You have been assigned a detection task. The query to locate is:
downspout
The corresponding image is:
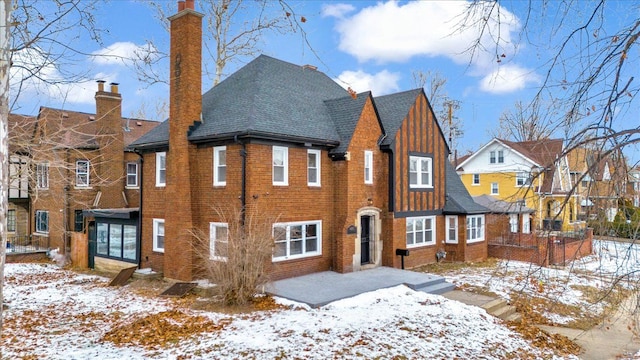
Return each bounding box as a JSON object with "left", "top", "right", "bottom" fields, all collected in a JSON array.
[
  {"left": 235, "top": 135, "right": 247, "bottom": 226},
  {"left": 134, "top": 151, "right": 143, "bottom": 268},
  {"left": 64, "top": 148, "right": 71, "bottom": 253}
]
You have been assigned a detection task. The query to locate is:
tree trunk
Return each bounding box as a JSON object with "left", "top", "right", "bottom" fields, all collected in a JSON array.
[{"left": 0, "top": 0, "right": 12, "bottom": 349}]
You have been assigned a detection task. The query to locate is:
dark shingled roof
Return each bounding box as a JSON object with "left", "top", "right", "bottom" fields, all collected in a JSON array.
[
  {"left": 443, "top": 161, "right": 488, "bottom": 214},
  {"left": 325, "top": 92, "right": 372, "bottom": 155},
  {"left": 193, "top": 55, "right": 347, "bottom": 144},
  {"left": 473, "top": 194, "right": 535, "bottom": 214},
  {"left": 129, "top": 119, "right": 169, "bottom": 150},
  {"left": 374, "top": 89, "right": 422, "bottom": 147}
]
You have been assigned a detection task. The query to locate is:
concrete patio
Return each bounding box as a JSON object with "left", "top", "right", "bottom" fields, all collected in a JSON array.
[{"left": 264, "top": 266, "right": 455, "bottom": 308}]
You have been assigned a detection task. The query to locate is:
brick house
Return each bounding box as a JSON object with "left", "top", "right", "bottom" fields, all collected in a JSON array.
[
  {"left": 456, "top": 138, "right": 583, "bottom": 232},
  {"left": 23, "top": 82, "right": 158, "bottom": 268},
  {"left": 130, "top": 1, "right": 488, "bottom": 281}
]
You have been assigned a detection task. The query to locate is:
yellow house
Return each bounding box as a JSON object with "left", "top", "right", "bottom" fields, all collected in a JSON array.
[{"left": 456, "top": 138, "right": 582, "bottom": 232}]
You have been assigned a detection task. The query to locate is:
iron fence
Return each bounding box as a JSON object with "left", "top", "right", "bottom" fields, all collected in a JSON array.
[{"left": 6, "top": 234, "right": 49, "bottom": 253}]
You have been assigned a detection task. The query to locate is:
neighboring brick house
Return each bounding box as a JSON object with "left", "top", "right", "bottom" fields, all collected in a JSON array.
[
  {"left": 456, "top": 138, "right": 581, "bottom": 232},
  {"left": 567, "top": 146, "right": 627, "bottom": 221},
  {"left": 8, "top": 113, "right": 36, "bottom": 241},
  {"left": 25, "top": 82, "right": 158, "bottom": 268},
  {"left": 130, "top": 0, "right": 488, "bottom": 281}
]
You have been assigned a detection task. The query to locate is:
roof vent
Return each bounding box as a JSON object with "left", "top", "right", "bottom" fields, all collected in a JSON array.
[
  {"left": 88, "top": 116, "right": 95, "bottom": 121},
  {"left": 62, "top": 112, "right": 69, "bottom": 118},
  {"left": 302, "top": 64, "right": 317, "bottom": 71},
  {"left": 136, "top": 121, "right": 142, "bottom": 126}
]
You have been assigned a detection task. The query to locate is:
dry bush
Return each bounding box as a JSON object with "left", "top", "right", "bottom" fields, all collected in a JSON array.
[{"left": 192, "top": 204, "right": 276, "bottom": 306}]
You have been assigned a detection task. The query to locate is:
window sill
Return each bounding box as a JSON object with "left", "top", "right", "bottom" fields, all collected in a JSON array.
[
  {"left": 445, "top": 240, "right": 458, "bottom": 244},
  {"left": 74, "top": 186, "right": 93, "bottom": 190},
  {"left": 125, "top": 186, "right": 140, "bottom": 190},
  {"left": 272, "top": 252, "right": 321, "bottom": 263},
  {"left": 467, "top": 238, "right": 485, "bottom": 244},
  {"left": 156, "top": 184, "right": 166, "bottom": 188},
  {"left": 153, "top": 249, "right": 165, "bottom": 254}
]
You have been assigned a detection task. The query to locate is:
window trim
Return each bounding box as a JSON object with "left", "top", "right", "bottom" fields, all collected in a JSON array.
[
  {"left": 272, "top": 220, "right": 322, "bottom": 262},
  {"left": 406, "top": 216, "right": 436, "bottom": 248},
  {"left": 491, "top": 182, "right": 499, "bottom": 195},
  {"left": 472, "top": 173, "right": 480, "bottom": 186},
  {"left": 497, "top": 150, "right": 504, "bottom": 163},
  {"left": 35, "top": 210, "right": 49, "bottom": 234},
  {"left": 126, "top": 162, "right": 139, "bottom": 188},
  {"left": 152, "top": 218, "right": 165, "bottom": 253},
  {"left": 210, "top": 222, "right": 229, "bottom": 261},
  {"left": 509, "top": 214, "right": 518, "bottom": 233},
  {"left": 156, "top": 152, "right": 166, "bottom": 187},
  {"left": 272, "top": 146, "right": 289, "bottom": 186},
  {"left": 409, "top": 155, "right": 433, "bottom": 189},
  {"left": 515, "top": 172, "right": 531, "bottom": 187},
  {"left": 36, "top": 163, "right": 49, "bottom": 189},
  {"left": 489, "top": 151, "right": 496, "bottom": 164},
  {"left": 364, "top": 150, "right": 373, "bottom": 184},
  {"left": 75, "top": 160, "right": 90, "bottom": 187},
  {"left": 7, "top": 209, "right": 16, "bottom": 233},
  {"left": 307, "top": 149, "right": 321, "bottom": 187},
  {"left": 213, "top": 146, "right": 227, "bottom": 187},
  {"left": 446, "top": 215, "right": 458, "bottom": 244},
  {"left": 522, "top": 213, "right": 531, "bottom": 234},
  {"left": 466, "top": 215, "right": 485, "bottom": 243}
]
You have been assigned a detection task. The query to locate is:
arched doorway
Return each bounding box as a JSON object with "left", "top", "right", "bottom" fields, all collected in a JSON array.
[{"left": 354, "top": 207, "right": 382, "bottom": 271}]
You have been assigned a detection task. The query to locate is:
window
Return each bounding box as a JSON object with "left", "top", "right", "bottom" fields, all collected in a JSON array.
[
  {"left": 153, "top": 219, "right": 165, "bottom": 252},
  {"left": 409, "top": 156, "right": 432, "bottom": 188},
  {"left": 491, "top": 182, "right": 499, "bottom": 195},
  {"left": 472, "top": 174, "right": 480, "bottom": 185},
  {"left": 446, "top": 216, "right": 458, "bottom": 244},
  {"left": 213, "top": 146, "right": 226, "bottom": 186},
  {"left": 210, "top": 222, "right": 229, "bottom": 260},
  {"left": 516, "top": 172, "right": 531, "bottom": 187},
  {"left": 273, "top": 221, "right": 321, "bottom": 261},
  {"left": 364, "top": 150, "right": 373, "bottom": 184},
  {"left": 156, "top": 152, "right": 166, "bottom": 187},
  {"left": 307, "top": 149, "right": 321, "bottom": 187},
  {"left": 490, "top": 150, "right": 504, "bottom": 164},
  {"left": 36, "top": 163, "right": 49, "bottom": 189},
  {"left": 406, "top": 216, "right": 436, "bottom": 247},
  {"left": 466, "top": 215, "right": 485, "bottom": 243},
  {"left": 96, "top": 222, "right": 137, "bottom": 262},
  {"left": 272, "top": 146, "right": 288, "bottom": 186},
  {"left": 35, "top": 210, "right": 49, "bottom": 233},
  {"left": 126, "top": 162, "right": 138, "bottom": 187},
  {"left": 7, "top": 209, "right": 15, "bottom": 232},
  {"left": 74, "top": 210, "right": 84, "bottom": 232},
  {"left": 509, "top": 214, "right": 518, "bottom": 233},
  {"left": 75, "top": 160, "right": 89, "bottom": 187},
  {"left": 522, "top": 214, "right": 531, "bottom": 234}
]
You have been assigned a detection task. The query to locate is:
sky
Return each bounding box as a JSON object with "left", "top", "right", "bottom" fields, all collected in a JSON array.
[{"left": 9, "top": 0, "right": 639, "bottom": 161}]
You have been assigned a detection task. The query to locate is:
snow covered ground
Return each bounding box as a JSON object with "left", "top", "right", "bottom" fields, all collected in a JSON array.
[{"left": 2, "top": 239, "right": 638, "bottom": 359}]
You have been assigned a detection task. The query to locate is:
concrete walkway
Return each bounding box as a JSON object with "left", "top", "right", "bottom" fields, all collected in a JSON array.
[{"left": 538, "top": 295, "right": 640, "bottom": 360}]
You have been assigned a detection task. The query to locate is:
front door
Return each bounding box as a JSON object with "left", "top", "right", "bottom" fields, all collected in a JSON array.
[{"left": 360, "top": 215, "right": 371, "bottom": 264}]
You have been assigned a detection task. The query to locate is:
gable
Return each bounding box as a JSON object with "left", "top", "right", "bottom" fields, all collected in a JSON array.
[{"left": 458, "top": 138, "right": 540, "bottom": 174}]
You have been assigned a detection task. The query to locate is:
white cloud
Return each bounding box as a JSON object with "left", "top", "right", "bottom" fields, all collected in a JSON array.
[
  {"left": 9, "top": 47, "right": 118, "bottom": 108},
  {"left": 333, "top": 1, "right": 520, "bottom": 66},
  {"left": 321, "top": 3, "right": 356, "bottom": 18},
  {"left": 91, "top": 41, "right": 157, "bottom": 66},
  {"left": 335, "top": 69, "right": 400, "bottom": 96},
  {"left": 479, "top": 64, "right": 540, "bottom": 94}
]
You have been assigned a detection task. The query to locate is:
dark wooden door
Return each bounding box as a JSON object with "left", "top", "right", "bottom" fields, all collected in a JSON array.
[{"left": 361, "top": 216, "right": 371, "bottom": 264}]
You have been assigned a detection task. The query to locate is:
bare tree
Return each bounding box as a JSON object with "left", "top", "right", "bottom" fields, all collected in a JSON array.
[
  {"left": 140, "top": 0, "right": 312, "bottom": 87},
  {"left": 412, "top": 70, "right": 464, "bottom": 155},
  {"left": 493, "top": 99, "right": 554, "bottom": 142}
]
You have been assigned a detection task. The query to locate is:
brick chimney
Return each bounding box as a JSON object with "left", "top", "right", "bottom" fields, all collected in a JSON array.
[
  {"left": 164, "top": 0, "right": 203, "bottom": 281},
  {"left": 95, "top": 80, "right": 125, "bottom": 208}
]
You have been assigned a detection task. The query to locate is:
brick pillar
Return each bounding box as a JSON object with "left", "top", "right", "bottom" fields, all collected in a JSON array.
[
  {"left": 95, "top": 80, "right": 125, "bottom": 209},
  {"left": 164, "top": 1, "right": 203, "bottom": 281}
]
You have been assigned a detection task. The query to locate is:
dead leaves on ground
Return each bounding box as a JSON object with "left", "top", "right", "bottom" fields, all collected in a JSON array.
[{"left": 101, "top": 310, "right": 232, "bottom": 350}]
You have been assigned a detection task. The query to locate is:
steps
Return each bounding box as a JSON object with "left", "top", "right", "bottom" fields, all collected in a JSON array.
[
  {"left": 481, "top": 298, "right": 521, "bottom": 322},
  {"left": 411, "top": 277, "right": 456, "bottom": 295}
]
